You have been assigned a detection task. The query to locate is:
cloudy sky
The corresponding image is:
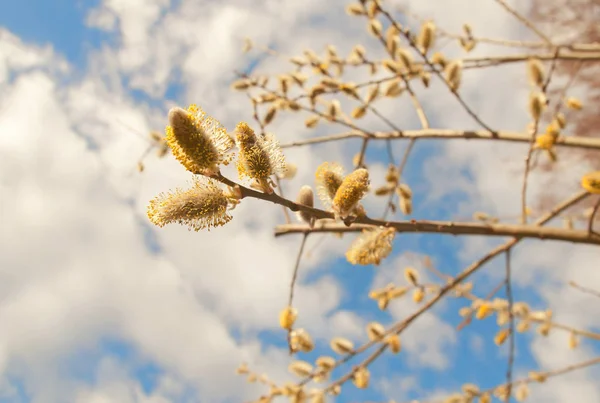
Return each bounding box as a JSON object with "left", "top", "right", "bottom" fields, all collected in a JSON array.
[{"left": 1, "top": 0, "right": 599, "bottom": 402}]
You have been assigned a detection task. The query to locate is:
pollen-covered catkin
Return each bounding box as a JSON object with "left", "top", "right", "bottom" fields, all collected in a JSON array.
[
  {"left": 346, "top": 227, "right": 396, "bottom": 266},
  {"left": 147, "top": 176, "right": 234, "bottom": 231},
  {"left": 235, "top": 122, "right": 286, "bottom": 193},
  {"left": 332, "top": 168, "right": 370, "bottom": 220},
  {"left": 166, "top": 105, "right": 234, "bottom": 175}
]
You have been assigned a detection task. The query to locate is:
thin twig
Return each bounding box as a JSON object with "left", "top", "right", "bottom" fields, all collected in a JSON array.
[
  {"left": 588, "top": 197, "right": 600, "bottom": 235},
  {"left": 569, "top": 280, "right": 600, "bottom": 299},
  {"left": 494, "top": 0, "right": 554, "bottom": 45},
  {"left": 521, "top": 47, "right": 561, "bottom": 224},
  {"left": 382, "top": 138, "right": 417, "bottom": 219},
  {"left": 505, "top": 249, "right": 515, "bottom": 402},
  {"left": 286, "top": 232, "right": 309, "bottom": 355}
]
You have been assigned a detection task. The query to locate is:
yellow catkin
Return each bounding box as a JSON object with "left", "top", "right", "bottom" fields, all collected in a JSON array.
[
  {"left": 444, "top": 60, "right": 462, "bottom": 91},
  {"left": 147, "top": 177, "right": 233, "bottom": 231},
  {"left": 332, "top": 169, "right": 370, "bottom": 220},
  {"left": 494, "top": 328, "right": 510, "bottom": 345},
  {"left": 368, "top": 19, "right": 383, "bottom": 36},
  {"left": 366, "top": 322, "right": 386, "bottom": 341},
  {"left": 581, "top": 171, "right": 600, "bottom": 194},
  {"left": 417, "top": 21, "right": 436, "bottom": 53},
  {"left": 235, "top": 123, "right": 286, "bottom": 193},
  {"left": 569, "top": 331, "right": 579, "bottom": 349},
  {"left": 279, "top": 306, "right": 298, "bottom": 330},
  {"left": 352, "top": 367, "right": 370, "bottom": 389},
  {"left": 399, "top": 197, "right": 412, "bottom": 215},
  {"left": 305, "top": 116, "right": 320, "bottom": 128},
  {"left": 290, "top": 328, "right": 314, "bottom": 353},
  {"left": 397, "top": 48, "right": 414, "bottom": 71},
  {"left": 315, "top": 162, "right": 345, "bottom": 210},
  {"left": 528, "top": 371, "right": 547, "bottom": 383},
  {"left": 330, "top": 337, "right": 354, "bottom": 355},
  {"left": 346, "top": 3, "right": 364, "bottom": 16},
  {"left": 404, "top": 267, "right": 419, "bottom": 285},
  {"left": 515, "top": 383, "right": 529, "bottom": 402},
  {"left": 475, "top": 303, "right": 492, "bottom": 320},
  {"left": 412, "top": 288, "right": 424, "bottom": 303},
  {"left": 315, "top": 356, "right": 336, "bottom": 371},
  {"left": 528, "top": 93, "right": 546, "bottom": 121},
  {"left": 166, "top": 106, "right": 234, "bottom": 175},
  {"left": 386, "top": 334, "right": 401, "bottom": 353},
  {"left": 535, "top": 133, "right": 555, "bottom": 150},
  {"left": 288, "top": 360, "right": 313, "bottom": 377},
  {"left": 351, "top": 105, "right": 368, "bottom": 119},
  {"left": 346, "top": 227, "right": 396, "bottom": 266},
  {"left": 527, "top": 58, "right": 545, "bottom": 87},
  {"left": 566, "top": 97, "right": 583, "bottom": 110}
]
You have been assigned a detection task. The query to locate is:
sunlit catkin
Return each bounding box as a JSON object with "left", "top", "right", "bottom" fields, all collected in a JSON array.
[
  {"left": 397, "top": 48, "right": 414, "bottom": 72},
  {"left": 475, "top": 302, "right": 492, "bottom": 320},
  {"left": 290, "top": 328, "right": 314, "bottom": 353},
  {"left": 296, "top": 185, "right": 315, "bottom": 227},
  {"left": 147, "top": 176, "right": 235, "bottom": 231},
  {"left": 332, "top": 168, "right": 370, "bottom": 220},
  {"left": 581, "top": 171, "right": 600, "bottom": 194},
  {"left": 412, "top": 287, "right": 424, "bottom": 303},
  {"left": 386, "top": 334, "right": 401, "bottom": 353},
  {"left": 235, "top": 122, "right": 286, "bottom": 194},
  {"left": 166, "top": 105, "right": 234, "bottom": 175},
  {"left": 494, "top": 328, "right": 510, "bottom": 345},
  {"left": 330, "top": 337, "right": 354, "bottom": 355},
  {"left": 352, "top": 367, "right": 370, "bottom": 389},
  {"left": 528, "top": 93, "right": 546, "bottom": 121},
  {"left": 346, "top": 227, "right": 396, "bottom": 266},
  {"left": 417, "top": 21, "right": 436, "bottom": 54},
  {"left": 515, "top": 383, "right": 529, "bottom": 402},
  {"left": 279, "top": 306, "right": 298, "bottom": 330},
  {"left": 444, "top": 60, "right": 463, "bottom": 91},
  {"left": 566, "top": 97, "right": 583, "bottom": 110},
  {"left": 289, "top": 360, "right": 313, "bottom": 378},
  {"left": 366, "top": 322, "right": 386, "bottom": 341},
  {"left": 404, "top": 267, "right": 419, "bottom": 285},
  {"left": 527, "top": 58, "right": 545, "bottom": 87},
  {"left": 315, "top": 162, "right": 345, "bottom": 209}
]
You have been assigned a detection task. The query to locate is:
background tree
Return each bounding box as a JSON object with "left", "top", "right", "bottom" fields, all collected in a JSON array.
[{"left": 143, "top": 1, "right": 600, "bottom": 402}]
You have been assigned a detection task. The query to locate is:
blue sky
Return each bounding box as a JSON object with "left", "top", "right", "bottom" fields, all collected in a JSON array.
[{"left": 1, "top": 0, "right": 599, "bottom": 402}]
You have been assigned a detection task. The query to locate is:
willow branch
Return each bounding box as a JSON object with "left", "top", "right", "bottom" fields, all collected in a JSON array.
[
  {"left": 279, "top": 129, "right": 600, "bottom": 150},
  {"left": 569, "top": 281, "right": 600, "bottom": 299},
  {"left": 286, "top": 232, "right": 308, "bottom": 355},
  {"left": 588, "top": 197, "right": 600, "bottom": 235},
  {"left": 285, "top": 191, "right": 589, "bottom": 392},
  {"left": 274, "top": 220, "right": 600, "bottom": 245},
  {"left": 505, "top": 249, "right": 515, "bottom": 402},
  {"left": 521, "top": 48, "right": 560, "bottom": 224}
]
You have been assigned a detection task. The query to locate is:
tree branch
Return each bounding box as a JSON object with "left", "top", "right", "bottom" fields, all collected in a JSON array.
[
  {"left": 274, "top": 220, "right": 600, "bottom": 245},
  {"left": 279, "top": 129, "right": 600, "bottom": 150}
]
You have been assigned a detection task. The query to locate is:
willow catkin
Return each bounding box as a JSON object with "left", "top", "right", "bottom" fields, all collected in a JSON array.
[
  {"left": 444, "top": 60, "right": 463, "bottom": 91},
  {"left": 528, "top": 92, "right": 546, "bottom": 121},
  {"left": 296, "top": 185, "right": 315, "bottom": 227},
  {"left": 417, "top": 21, "right": 436, "bottom": 53},
  {"left": 527, "top": 58, "right": 545, "bottom": 87},
  {"left": 332, "top": 168, "right": 370, "bottom": 220}
]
